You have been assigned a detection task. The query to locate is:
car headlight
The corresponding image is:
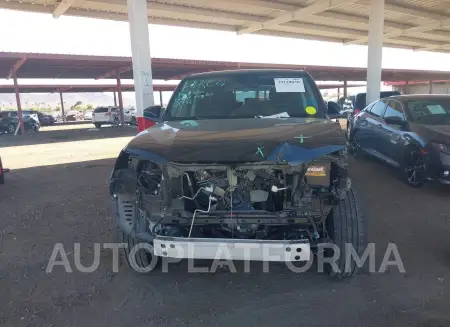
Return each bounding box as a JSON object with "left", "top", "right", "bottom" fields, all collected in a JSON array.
[{"left": 432, "top": 142, "right": 450, "bottom": 154}]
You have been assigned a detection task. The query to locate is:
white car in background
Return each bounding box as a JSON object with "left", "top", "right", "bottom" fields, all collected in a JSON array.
[
  {"left": 83, "top": 110, "right": 93, "bottom": 120},
  {"left": 92, "top": 106, "right": 136, "bottom": 128}
]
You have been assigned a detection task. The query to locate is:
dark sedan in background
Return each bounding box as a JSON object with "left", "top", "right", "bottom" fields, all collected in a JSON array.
[
  {"left": 346, "top": 91, "right": 401, "bottom": 138},
  {"left": 348, "top": 95, "right": 450, "bottom": 187},
  {"left": 37, "top": 112, "right": 56, "bottom": 126},
  {"left": 0, "top": 111, "right": 40, "bottom": 134}
]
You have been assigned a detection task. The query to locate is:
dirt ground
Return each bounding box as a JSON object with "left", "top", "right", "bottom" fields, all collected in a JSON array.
[{"left": 1, "top": 126, "right": 450, "bottom": 327}]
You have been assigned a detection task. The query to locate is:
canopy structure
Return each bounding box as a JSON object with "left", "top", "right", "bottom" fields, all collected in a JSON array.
[
  {"left": 1, "top": 51, "right": 450, "bottom": 82},
  {"left": 2, "top": 0, "right": 450, "bottom": 131},
  {"left": 2, "top": 0, "right": 450, "bottom": 52},
  {"left": 0, "top": 83, "right": 177, "bottom": 93},
  {"left": 0, "top": 82, "right": 363, "bottom": 94}
]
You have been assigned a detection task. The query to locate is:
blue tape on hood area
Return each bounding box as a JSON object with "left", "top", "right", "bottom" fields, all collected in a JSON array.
[{"left": 267, "top": 143, "right": 346, "bottom": 166}]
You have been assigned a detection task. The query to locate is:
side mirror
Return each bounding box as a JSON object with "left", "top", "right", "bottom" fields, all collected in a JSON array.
[
  {"left": 143, "top": 105, "right": 163, "bottom": 122},
  {"left": 327, "top": 101, "right": 343, "bottom": 119},
  {"left": 385, "top": 116, "right": 407, "bottom": 127}
]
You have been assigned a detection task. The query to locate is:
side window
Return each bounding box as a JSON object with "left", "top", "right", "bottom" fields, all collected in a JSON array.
[
  {"left": 369, "top": 101, "right": 387, "bottom": 117},
  {"left": 384, "top": 100, "right": 405, "bottom": 120},
  {"left": 363, "top": 102, "right": 375, "bottom": 112}
]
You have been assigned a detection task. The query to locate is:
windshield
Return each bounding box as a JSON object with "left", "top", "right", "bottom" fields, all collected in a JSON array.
[
  {"left": 407, "top": 100, "right": 450, "bottom": 125},
  {"left": 166, "top": 73, "right": 323, "bottom": 120},
  {"left": 94, "top": 107, "right": 109, "bottom": 113}
]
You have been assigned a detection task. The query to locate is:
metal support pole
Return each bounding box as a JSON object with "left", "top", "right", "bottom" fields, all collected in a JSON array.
[
  {"left": 59, "top": 91, "right": 65, "bottom": 122},
  {"left": 127, "top": 0, "right": 154, "bottom": 131},
  {"left": 116, "top": 69, "right": 124, "bottom": 124},
  {"left": 405, "top": 81, "right": 409, "bottom": 95},
  {"left": 159, "top": 90, "right": 163, "bottom": 106},
  {"left": 366, "top": 0, "right": 384, "bottom": 105},
  {"left": 113, "top": 91, "right": 117, "bottom": 107},
  {"left": 429, "top": 81, "right": 433, "bottom": 94},
  {"left": 343, "top": 80, "right": 348, "bottom": 99},
  {"left": 337, "top": 87, "right": 340, "bottom": 99},
  {"left": 12, "top": 72, "right": 24, "bottom": 135}
]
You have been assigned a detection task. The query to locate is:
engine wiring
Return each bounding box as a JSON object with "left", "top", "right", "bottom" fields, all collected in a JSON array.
[{"left": 188, "top": 195, "right": 215, "bottom": 238}]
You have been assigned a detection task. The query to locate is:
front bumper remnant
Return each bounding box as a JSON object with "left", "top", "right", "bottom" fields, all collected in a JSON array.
[{"left": 153, "top": 236, "right": 311, "bottom": 262}]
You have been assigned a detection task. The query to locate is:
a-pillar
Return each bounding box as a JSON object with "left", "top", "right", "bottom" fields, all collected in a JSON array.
[
  {"left": 127, "top": 0, "right": 154, "bottom": 132},
  {"left": 12, "top": 72, "right": 24, "bottom": 134},
  {"left": 366, "top": 0, "right": 385, "bottom": 105},
  {"left": 59, "top": 91, "right": 66, "bottom": 122},
  {"left": 116, "top": 69, "right": 124, "bottom": 124}
]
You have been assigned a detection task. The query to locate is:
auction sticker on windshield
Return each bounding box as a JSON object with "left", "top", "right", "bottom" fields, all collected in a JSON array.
[
  {"left": 427, "top": 104, "right": 446, "bottom": 114},
  {"left": 274, "top": 78, "right": 305, "bottom": 93}
]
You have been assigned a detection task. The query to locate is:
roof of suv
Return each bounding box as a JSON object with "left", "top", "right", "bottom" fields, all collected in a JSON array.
[{"left": 188, "top": 69, "right": 309, "bottom": 79}]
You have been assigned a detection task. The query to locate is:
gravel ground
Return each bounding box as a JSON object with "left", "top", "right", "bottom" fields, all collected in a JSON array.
[{"left": 1, "top": 128, "right": 450, "bottom": 327}]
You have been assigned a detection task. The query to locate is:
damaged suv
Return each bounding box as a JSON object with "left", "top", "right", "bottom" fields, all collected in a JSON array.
[{"left": 109, "top": 70, "right": 365, "bottom": 277}]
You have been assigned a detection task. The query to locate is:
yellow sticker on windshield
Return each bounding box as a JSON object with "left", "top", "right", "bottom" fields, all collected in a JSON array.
[{"left": 305, "top": 106, "right": 317, "bottom": 115}]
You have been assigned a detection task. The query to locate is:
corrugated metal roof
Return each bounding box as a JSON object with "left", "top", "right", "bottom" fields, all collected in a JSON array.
[
  {"left": 2, "top": 0, "right": 450, "bottom": 52},
  {"left": 2, "top": 51, "right": 450, "bottom": 82}
]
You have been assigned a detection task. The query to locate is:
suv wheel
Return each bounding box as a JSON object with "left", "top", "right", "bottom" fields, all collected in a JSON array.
[
  {"left": 94, "top": 123, "right": 102, "bottom": 129},
  {"left": 114, "top": 177, "right": 161, "bottom": 273},
  {"left": 130, "top": 116, "right": 137, "bottom": 126},
  {"left": 324, "top": 188, "right": 366, "bottom": 278}
]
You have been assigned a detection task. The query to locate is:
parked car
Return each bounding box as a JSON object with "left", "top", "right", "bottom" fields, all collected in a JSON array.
[
  {"left": 348, "top": 94, "right": 450, "bottom": 187},
  {"left": 22, "top": 110, "right": 40, "bottom": 125},
  {"left": 36, "top": 112, "right": 56, "bottom": 126},
  {"left": 346, "top": 91, "right": 401, "bottom": 138},
  {"left": 83, "top": 110, "right": 93, "bottom": 121},
  {"left": 0, "top": 111, "right": 40, "bottom": 133},
  {"left": 65, "top": 110, "right": 84, "bottom": 121},
  {"left": 109, "top": 69, "right": 365, "bottom": 277},
  {"left": 92, "top": 106, "right": 136, "bottom": 128}
]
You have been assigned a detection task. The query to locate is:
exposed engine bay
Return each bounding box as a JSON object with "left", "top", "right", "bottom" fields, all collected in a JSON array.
[{"left": 112, "top": 152, "right": 350, "bottom": 245}]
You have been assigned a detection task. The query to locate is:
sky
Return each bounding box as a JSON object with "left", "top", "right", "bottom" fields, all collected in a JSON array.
[{"left": 1, "top": 8, "right": 450, "bottom": 104}]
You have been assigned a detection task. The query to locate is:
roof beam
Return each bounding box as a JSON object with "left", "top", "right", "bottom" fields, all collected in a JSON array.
[
  {"left": 357, "top": 0, "right": 450, "bottom": 21},
  {"left": 219, "top": 0, "right": 450, "bottom": 39},
  {"left": 53, "top": 0, "right": 77, "bottom": 18},
  {"left": 56, "top": 86, "right": 73, "bottom": 92},
  {"left": 7, "top": 57, "right": 27, "bottom": 79},
  {"left": 237, "top": 0, "right": 357, "bottom": 35},
  {"left": 415, "top": 42, "right": 450, "bottom": 52},
  {"left": 346, "top": 19, "right": 450, "bottom": 45},
  {"left": 96, "top": 65, "right": 132, "bottom": 79}
]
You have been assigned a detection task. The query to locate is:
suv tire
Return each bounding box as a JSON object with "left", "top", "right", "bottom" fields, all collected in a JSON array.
[
  {"left": 94, "top": 123, "right": 102, "bottom": 129},
  {"left": 324, "top": 188, "right": 366, "bottom": 278},
  {"left": 0, "top": 157, "right": 4, "bottom": 185}
]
